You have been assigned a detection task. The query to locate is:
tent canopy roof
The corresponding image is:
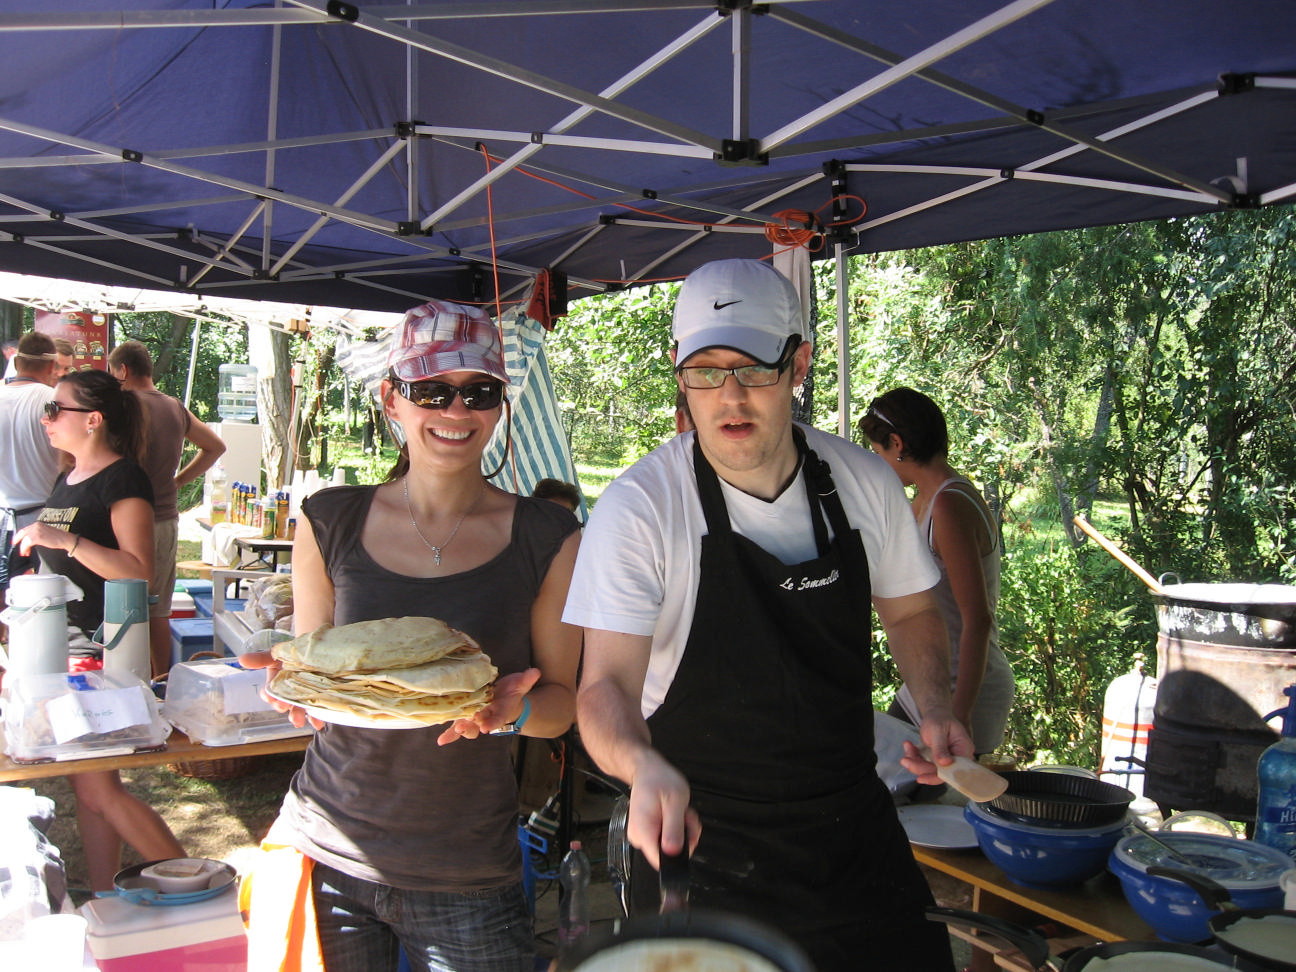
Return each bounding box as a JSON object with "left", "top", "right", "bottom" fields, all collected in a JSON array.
[{"left": 1, "top": 1, "right": 1293, "bottom": 313}]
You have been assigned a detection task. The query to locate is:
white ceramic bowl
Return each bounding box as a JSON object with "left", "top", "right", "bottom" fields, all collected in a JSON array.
[{"left": 139, "top": 858, "right": 217, "bottom": 894}]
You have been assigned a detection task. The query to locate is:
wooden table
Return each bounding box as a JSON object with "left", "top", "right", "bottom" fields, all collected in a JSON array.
[
  {"left": 0, "top": 726, "right": 310, "bottom": 783},
  {"left": 914, "top": 844, "right": 1156, "bottom": 969}
]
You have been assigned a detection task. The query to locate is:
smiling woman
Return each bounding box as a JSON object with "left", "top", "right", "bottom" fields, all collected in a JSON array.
[{"left": 237, "top": 298, "right": 583, "bottom": 972}]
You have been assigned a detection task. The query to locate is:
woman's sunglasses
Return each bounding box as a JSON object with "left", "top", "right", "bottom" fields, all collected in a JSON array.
[
  {"left": 390, "top": 374, "right": 505, "bottom": 411},
  {"left": 43, "top": 401, "right": 95, "bottom": 421}
]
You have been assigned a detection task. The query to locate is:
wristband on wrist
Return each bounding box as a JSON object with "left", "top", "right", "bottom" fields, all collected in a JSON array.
[
  {"left": 68, "top": 535, "right": 80, "bottom": 558},
  {"left": 490, "top": 697, "right": 531, "bottom": 735}
]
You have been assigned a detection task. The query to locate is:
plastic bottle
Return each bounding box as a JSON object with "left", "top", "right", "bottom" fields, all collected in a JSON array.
[
  {"left": 209, "top": 465, "right": 228, "bottom": 524},
  {"left": 261, "top": 496, "right": 277, "bottom": 539},
  {"left": 557, "top": 840, "right": 591, "bottom": 950},
  {"left": 1255, "top": 683, "right": 1296, "bottom": 862},
  {"left": 275, "top": 491, "right": 289, "bottom": 539}
]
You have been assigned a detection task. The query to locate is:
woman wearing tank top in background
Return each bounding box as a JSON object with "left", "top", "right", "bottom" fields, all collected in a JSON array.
[
  {"left": 14, "top": 370, "right": 187, "bottom": 890},
  {"left": 242, "top": 301, "right": 581, "bottom": 972},
  {"left": 859, "top": 388, "right": 1015, "bottom": 756}
]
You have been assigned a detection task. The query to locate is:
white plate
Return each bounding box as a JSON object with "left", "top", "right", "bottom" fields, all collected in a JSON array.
[
  {"left": 897, "top": 803, "right": 978, "bottom": 849},
  {"left": 264, "top": 685, "right": 429, "bottom": 730}
]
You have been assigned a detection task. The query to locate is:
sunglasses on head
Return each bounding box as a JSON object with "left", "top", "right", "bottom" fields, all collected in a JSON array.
[
  {"left": 390, "top": 373, "right": 506, "bottom": 411},
  {"left": 44, "top": 401, "right": 95, "bottom": 421}
]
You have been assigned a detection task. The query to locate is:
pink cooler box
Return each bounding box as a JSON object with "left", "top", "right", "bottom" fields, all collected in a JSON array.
[{"left": 81, "top": 888, "right": 246, "bottom": 971}]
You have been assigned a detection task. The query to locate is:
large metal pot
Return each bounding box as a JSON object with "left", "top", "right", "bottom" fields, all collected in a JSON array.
[{"left": 1155, "top": 579, "right": 1296, "bottom": 648}]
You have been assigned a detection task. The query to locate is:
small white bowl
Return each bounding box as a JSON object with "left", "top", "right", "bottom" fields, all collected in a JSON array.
[{"left": 140, "top": 858, "right": 215, "bottom": 894}]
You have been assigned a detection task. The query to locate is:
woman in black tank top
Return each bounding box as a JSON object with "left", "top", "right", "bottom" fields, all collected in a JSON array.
[{"left": 243, "top": 301, "right": 581, "bottom": 972}]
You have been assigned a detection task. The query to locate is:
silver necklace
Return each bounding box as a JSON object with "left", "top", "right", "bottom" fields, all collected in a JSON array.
[{"left": 405, "top": 477, "right": 485, "bottom": 566}]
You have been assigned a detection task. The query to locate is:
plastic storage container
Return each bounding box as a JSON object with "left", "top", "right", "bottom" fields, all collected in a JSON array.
[
  {"left": 81, "top": 887, "right": 246, "bottom": 971},
  {"left": 3, "top": 669, "right": 169, "bottom": 763},
  {"left": 216, "top": 363, "right": 257, "bottom": 422},
  {"left": 162, "top": 658, "right": 307, "bottom": 746},
  {"left": 1256, "top": 683, "right": 1296, "bottom": 861}
]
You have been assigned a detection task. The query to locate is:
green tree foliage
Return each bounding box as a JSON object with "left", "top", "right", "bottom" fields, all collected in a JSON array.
[
  {"left": 546, "top": 283, "right": 679, "bottom": 462},
  {"left": 113, "top": 311, "right": 247, "bottom": 509},
  {"left": 549, "top": 206, "right": 1296, "bottom": 767}
]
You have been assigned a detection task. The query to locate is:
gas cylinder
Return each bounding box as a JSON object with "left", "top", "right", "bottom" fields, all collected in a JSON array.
[{"left": 1099, "top": 655, "right": 1157, "bottom": 798}]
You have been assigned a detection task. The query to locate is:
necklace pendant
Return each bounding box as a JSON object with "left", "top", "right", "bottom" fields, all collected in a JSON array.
[{"left": 433, "top": 548, "right": 442, "bottom": 566}]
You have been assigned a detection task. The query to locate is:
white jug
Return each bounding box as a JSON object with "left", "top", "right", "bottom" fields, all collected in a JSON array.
[{"left": 0, "top": 574, "right": 83, "bottom": 679}]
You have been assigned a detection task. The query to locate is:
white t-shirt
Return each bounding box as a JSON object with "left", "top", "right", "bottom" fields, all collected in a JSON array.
[
  {"left": 564, "top": 424, "right": 939, "bottom": 717},
  {"left": 0, "top": 378, "right": 60, "bottom": 514}
]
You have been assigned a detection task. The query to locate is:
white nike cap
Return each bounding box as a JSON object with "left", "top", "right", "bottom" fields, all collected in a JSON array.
[{"left": 672, "top": 259, "right": 807, "bottom": 366}]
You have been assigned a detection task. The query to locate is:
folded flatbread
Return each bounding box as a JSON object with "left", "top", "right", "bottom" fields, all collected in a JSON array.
[
  {"left": 269, "top": 616, "right": 497, "bottom": 726},
  {"left": 273, "top": 616, "right": 478, "bottom": 675}
]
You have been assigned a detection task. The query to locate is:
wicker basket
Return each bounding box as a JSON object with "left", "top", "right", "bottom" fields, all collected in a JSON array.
[
  {"left": 168, "top": 755, "right": 258, "bottom": 780},
  {"left": 160, "top": 652, "right": 259, "bottom": 780}
]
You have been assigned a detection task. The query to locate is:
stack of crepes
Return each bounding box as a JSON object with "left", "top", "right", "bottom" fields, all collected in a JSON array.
[{"left": 267, "top": 616, "right": 497, "bottom": 726}]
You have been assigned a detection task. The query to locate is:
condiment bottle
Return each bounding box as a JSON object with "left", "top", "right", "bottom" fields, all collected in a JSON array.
[
  {"left": 1256, "top": 683, "right": 1296, "bottom": 862},
  {"left": 557, "top": 840, "right": 590, "bottom": 951}
]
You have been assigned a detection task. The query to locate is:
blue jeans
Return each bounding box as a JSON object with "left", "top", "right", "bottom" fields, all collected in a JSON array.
[{"left": 311, "top": 861, "right": 535, "bottom": 972}]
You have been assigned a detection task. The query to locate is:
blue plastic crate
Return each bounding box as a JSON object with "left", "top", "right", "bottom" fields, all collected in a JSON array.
[{"left": 169, "top": 617, "right": 217, "bottom": 666}]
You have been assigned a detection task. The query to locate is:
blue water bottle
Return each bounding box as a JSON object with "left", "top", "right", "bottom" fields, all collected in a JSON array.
[{"left": 1255, "top": 683, "right": 1296, "bottom": 862}]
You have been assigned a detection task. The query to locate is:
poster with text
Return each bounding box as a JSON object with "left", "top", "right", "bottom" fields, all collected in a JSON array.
[{"left": 34, "top": 310, "right": 111, "bottom": 372}]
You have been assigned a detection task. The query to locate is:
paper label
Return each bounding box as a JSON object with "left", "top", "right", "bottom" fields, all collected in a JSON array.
[
  {"left": 46, "top": 686, "right": 151, "bottom": 744},
  {"left": 222, "top": 668, "right": 273, "bottom": 714}
]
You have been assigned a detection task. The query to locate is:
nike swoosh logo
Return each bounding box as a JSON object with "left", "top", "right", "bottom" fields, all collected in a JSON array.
[{"left": 713, "top": 299, "right": 742, "bottom": 310}]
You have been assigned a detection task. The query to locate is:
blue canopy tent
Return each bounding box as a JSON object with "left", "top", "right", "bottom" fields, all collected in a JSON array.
[{"left": 1, "top": 0, "right": 1294, "bottom": 429}]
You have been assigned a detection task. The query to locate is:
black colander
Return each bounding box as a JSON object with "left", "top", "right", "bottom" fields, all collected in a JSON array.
[{"left": 985, "top": 771, "right": 1135, "bottom": 828}]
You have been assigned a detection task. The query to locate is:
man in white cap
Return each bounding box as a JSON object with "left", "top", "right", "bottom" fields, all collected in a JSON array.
[{"left": 566, "top": 259, "right": 970, "bottom": 971}]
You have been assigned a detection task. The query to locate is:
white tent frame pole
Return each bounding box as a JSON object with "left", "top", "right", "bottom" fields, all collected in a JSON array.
[
  {"left": 769, "top": 4, "right": 1231, "bottom": 202},
  {"left": 270, "top": 140, "right": 407, "bottom": 276},
  {"left": 762, "top": 0, "right": 1057, "bottom": 151},
  {"left": 183, "top": 319, "right": 201, "bottom": 410},
  {"left": 854, "top": 87, "right": 1230, "bottom": 235},
  {"left": 418, "top": 12, "right": 722, "bottom": 232},
  {"left": 834, "top": 244, "right": 850, "bottom": 438},
  {"left": 294, "top": 0, "right": 720, "bottom": 150}
]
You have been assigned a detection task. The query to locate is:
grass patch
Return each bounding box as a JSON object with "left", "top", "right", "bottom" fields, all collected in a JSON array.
[{"left": 575, "top": 462, "right": 624, "bottom": 506}]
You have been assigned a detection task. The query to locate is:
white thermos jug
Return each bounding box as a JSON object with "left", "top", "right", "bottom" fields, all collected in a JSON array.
[
  {"left": 95, "top": 578, "right": 152, "bottom": 683},
  {"left": 0, "top": 574, "right": 81, "bottom": 679}
]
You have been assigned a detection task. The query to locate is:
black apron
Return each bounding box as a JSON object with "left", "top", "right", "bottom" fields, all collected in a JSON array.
[{"left": 629, "top": 431, "right": 952, "bottom": 972}]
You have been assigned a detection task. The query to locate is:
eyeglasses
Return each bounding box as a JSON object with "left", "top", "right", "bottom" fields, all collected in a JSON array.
[
  {"left": 390, "top": 375, "right": 506, "bottom": 411},
  {"left": 676, "top": 349, "right": 796, "bottom": 390},
  {"left": 43, "top": 401, "right": 95, "bottom": 421}
]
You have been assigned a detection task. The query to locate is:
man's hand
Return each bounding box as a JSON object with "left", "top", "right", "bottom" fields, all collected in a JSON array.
[
  {"left": 899, "top": 710, "right": 975, "bottom": 784},
  {"left": 626, "top": 751, "right": 702, "bottom": 870}
]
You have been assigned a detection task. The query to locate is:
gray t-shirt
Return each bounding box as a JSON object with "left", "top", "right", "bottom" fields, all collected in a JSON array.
[{"left": 280, "top": 485, "right": 577, "bottom": 891}]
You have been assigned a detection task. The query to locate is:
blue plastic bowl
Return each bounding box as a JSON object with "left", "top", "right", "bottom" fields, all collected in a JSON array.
[
  {"left": 963, "top": 800, "right": 1128, "bottom": 889},
  {"left": 1108, "top": 832, "right": 1290, "bottom": 943}
]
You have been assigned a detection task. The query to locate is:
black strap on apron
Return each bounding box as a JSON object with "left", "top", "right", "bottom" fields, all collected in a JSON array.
[{"left": 630, "top": 429, "right": 952, "bottom": 972}]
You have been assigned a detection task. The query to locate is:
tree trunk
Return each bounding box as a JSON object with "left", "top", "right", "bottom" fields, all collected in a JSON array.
[
  {"left": 297, "top": 344, "right": 335, "bottom": 473},
  {"left": 1076, "top": 358, "right": 1116, "bottom": 520},
  {"left": 153, "top": 312, "right": 190, "bottom": 379},
  {"left": 258, "top": 329, "right": 294, "bottom": 491},
  {"left": 1, "top": 298, "right": 24, "bottom": 342}
]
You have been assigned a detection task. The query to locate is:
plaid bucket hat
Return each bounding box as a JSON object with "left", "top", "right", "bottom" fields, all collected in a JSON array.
[{"left": 387, "top": 300, "right": 508, "bottom": 384}]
